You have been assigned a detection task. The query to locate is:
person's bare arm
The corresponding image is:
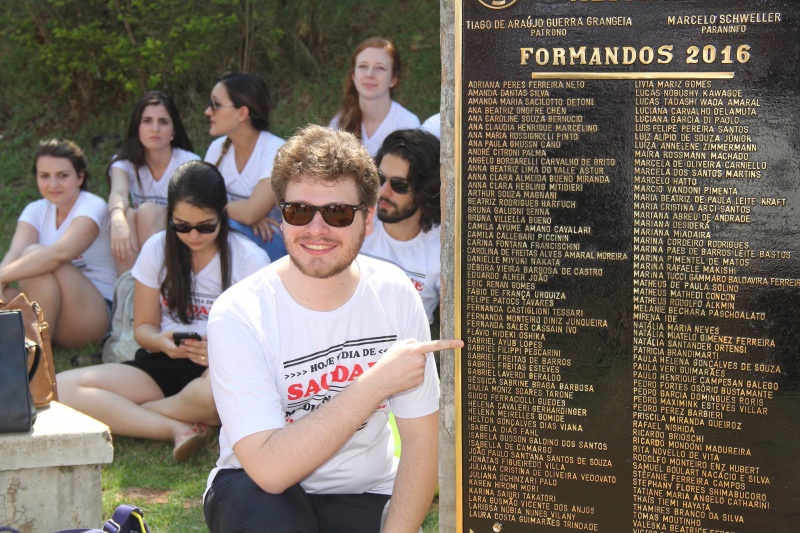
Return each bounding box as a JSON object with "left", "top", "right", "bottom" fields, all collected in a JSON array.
[
  {"left": 0, "top": 217, "right": 98, "bottom": 286},
  {"left": 233, "top": 338, "right": 463, "bottom": 494},
  {"left": 133, "top": 281, "right": 177, "bottom": 355},
  {"left": 0, "top": 222, "right": 39, "bottom": 293},
  {"left": 108, "top": 167, "right": 139, "bottom": 262},
  {"left": 227, "top": 179, "right": 281, "bottom": 242},
  {"left": 226, "top": 179, "right": 277, "bottom": 225},
  {"left": 0, "top": 222, "right": 38, "bottom": 270},
  {"left": 382, "top": 412, "right": 439, "bottom": 533}
]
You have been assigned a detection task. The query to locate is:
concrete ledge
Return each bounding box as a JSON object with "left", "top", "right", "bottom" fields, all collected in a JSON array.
[
  {"left": 0, "top": 402, "right": 113, "bottom": 470},
  {"left": 1, "top": 402, "right": 114, "bottom": 531}
]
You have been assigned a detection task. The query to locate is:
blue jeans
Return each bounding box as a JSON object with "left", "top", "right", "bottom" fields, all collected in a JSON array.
[{"left": 229, "top": 219, "right": 287, "bottom": 262}]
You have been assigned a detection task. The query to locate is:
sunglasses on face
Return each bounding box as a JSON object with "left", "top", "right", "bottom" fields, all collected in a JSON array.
[
  {"left": 169, "top": 218, "right": 220, "bottom": 234},
  {"left": 207, "top": 100, "right": 235, "bottom": 112},
  {"left": 279, "top": 202, "right": 367, "bottom": 228},
  {"left": 378, "top": 171, "right": 411, "bottom": 194}
]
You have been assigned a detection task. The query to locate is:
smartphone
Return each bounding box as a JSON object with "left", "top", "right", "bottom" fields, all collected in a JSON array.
[{"left": 173, "top": 332, "right": 202, "bottom": 346}]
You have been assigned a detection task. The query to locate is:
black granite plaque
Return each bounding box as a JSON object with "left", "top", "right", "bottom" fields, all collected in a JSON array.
[{"left": 456, "top": 1, "right": 800, "bottom": 532}]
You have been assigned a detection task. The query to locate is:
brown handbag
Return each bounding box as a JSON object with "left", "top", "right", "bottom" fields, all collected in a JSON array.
[{"left": 0, "top": 293, "right": 58, "bottom": 408}]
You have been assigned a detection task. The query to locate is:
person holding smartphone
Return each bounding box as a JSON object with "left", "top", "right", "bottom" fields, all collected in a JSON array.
[{"left": 58, "top": 161, "right": 269, "bottom": 462}]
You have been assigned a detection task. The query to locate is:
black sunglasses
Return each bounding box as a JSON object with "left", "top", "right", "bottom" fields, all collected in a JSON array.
[
  {"left": 208, "top": 100, "right": 235, "bottom": 112},
  {"left": 378, "top": 171, "right": 411, "bottom": 194},
  {"left": 169, "top": 219, "right": 220, "bottom": 234},
  {"left": 279, "top": 202, "right": 367, "bottom": 228}
]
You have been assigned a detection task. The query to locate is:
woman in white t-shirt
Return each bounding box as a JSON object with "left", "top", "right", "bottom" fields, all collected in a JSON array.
[
  {"left": 107, "top": 90, "right": 200, "bottom": 272},
  {"left": 0, "top": 139, "right": 115, "bottom": 347},
  {"left": 329, "top": 37, "right": 420, "bottom": 157},
  {"left": 58, "top": 161, "right": 270, "bottom": 463},
  {"left": 204, "top": 72, "right": 286, "bottom": 260}
]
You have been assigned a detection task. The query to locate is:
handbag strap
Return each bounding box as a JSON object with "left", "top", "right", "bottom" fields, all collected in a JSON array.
[
  {"left": 105, "top": 504, "right": 150, "bottom": 533},
  {"left": 52, "top": 504, "right": 150, "bottom": 533},
  {"left": 26, "top": 341, "right": 41, "bottom": 380}
]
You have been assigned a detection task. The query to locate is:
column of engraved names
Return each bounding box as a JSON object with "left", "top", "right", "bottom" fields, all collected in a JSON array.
[
  {"left": 631, "top": 78, "right": 776, "bottom": 532},
  {"left": 464, "top": 79, "right": 615, "bottom": 528},
  {"left": 464, "top": 79, "right": 541, "bottom": 524}
]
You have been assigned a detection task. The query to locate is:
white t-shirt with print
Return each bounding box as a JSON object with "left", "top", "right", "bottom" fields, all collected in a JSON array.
[
  {"left": 19, "top": 191, "right": 116, "bottom": 301},
  {"left": 361, "top": 220, "right": 441, "bottom": 324},
  {"left": 131, "top": 231, "right": 270, "bottom": 335},
  {"left": 329, "top": 101, "right": 420, "bottom": 157},
  {"left": 109, "top": 148, "right": 200, "bottom": 208},
  {"left": 207, "top": 255, "right": 439, "bottom": 495},
  {"left": 204, "top": 131, "right": 285, "bottom": 221}
]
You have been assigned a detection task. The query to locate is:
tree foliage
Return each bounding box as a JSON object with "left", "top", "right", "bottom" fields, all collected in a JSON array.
[{"left": 4, "top": 0, "right": 314, "bottom": 107}]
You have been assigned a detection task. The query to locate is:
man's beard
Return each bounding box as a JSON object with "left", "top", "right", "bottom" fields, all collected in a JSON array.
[
  {"left": 377, "top": 197, "right": 418, "bottom": 224},
  {"left": 286, "top": 228, "right": 367, "bottom": 279}
]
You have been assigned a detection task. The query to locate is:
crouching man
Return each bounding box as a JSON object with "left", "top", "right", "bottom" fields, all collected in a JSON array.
[{"left": 204, "top": 125, "right": 463, "bottom": 533}]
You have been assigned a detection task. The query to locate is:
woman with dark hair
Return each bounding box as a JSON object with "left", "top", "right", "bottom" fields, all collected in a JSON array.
[
  {"left": 58, "top": 161, "right": 270, "bottom": 462},
  {"left": 0, "top": 139, "right": 116, "bottom": 347},
  {"left": 204, "top": 72, "right": 287, "bottom": 260},
  {"left": 329, "top": 37, "right": 420, "bottom": 157},
  {"left": 107, "top": 90, "right": 200, "bottom": 272}
]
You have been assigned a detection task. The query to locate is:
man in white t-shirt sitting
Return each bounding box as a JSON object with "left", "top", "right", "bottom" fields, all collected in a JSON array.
[
  {"left": 361, "top": 129, "right": 442, "bottom": 326},
  {"left": 204, "top": 125, "right": 462, "bottom": 533}
]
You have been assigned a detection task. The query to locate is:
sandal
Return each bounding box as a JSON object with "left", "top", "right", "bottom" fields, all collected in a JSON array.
[{"left": 173, "top": 423, "right": 209, "bottom": 463}]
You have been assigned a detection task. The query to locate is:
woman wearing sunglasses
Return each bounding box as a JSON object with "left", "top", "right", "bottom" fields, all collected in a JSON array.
[
  {"left": 204, "top": 72, "right": 287, "bottom": 261},
  {"left": 0, "top": 139, "right": 116, "bottom": 347},
  {"left": 329, "top": 37, "right": 420, "bottom": 157},
  {"left": 58, "top": 161, "right": 270, "bottom": 462},
  {"left": 107, "top": 90, "right": 199, "bottom": 273}
]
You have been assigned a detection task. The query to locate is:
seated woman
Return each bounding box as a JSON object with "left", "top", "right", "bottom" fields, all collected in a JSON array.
[
  {"left": 108, "top": 90, "right": 199, "bottom": 273},
  {"left": 329, "top": 37, "right": 420, "bottom": 157},
  {"left": 204, "top": 72, "right": 286, "bottom": 260},
  {"left": 0, "top": 139, "right": 115, "bottom": 347},
  {"left": 58, "top": 161, "right": 270, "bottom": 462}
]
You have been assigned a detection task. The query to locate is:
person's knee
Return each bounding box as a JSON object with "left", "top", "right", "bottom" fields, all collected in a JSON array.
[
  {"left": 186, "top": 374, "right": 213, "bottom": 402},
  {"left": 58, "top": 366, "right": 116, "bottom": 396},
  {"left": 205, "top": 472, "right": 318, "bottom": 533},
  {"left": 55, "top": 368, "right": 86, "bottom": 404},
  {"left": 196, "top": 377, "right": 217, "bottom": 417},
  {"left": 137, "top": 202, "right": 165, "bottom": 225},
  {"left": 18, "top": 270, "right": 57, "bottom": 294},
  {"left": 17, "top": 245, "right": 54, "bottom": 283},
  {"left": 195, "top": 378, "right": 219, "bottom": 419}
]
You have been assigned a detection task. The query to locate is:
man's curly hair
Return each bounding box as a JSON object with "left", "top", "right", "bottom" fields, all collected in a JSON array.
[
  {"left": 271, "top": 124, "right": 379, "bottom": 207},
  {"left": 376, "top": 129, "right": 441, "bottom": 232}
]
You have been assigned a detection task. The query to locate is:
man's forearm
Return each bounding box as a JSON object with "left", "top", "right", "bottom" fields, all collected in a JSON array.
[
  {"left": 383, "top": 413, "right": 439, "bottom": 533},
  {"left": 234, "top": 373, "right": 388, "bottom": 494},
  {"left": 231, "top": 338, "right": 459, "bottom": 495}
]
